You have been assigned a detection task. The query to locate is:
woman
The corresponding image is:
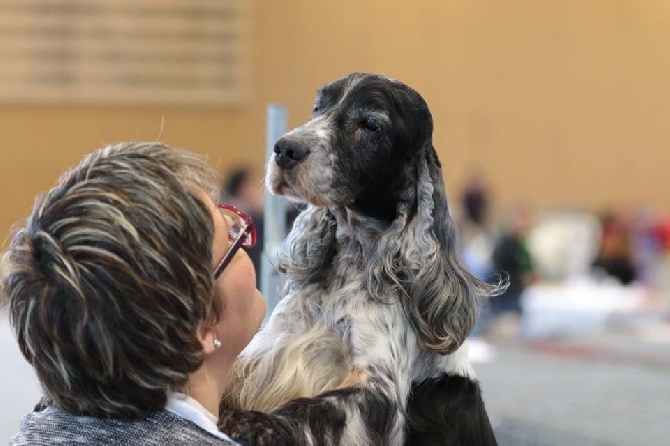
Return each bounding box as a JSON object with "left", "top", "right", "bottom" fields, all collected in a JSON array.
[{"left": 2, "top": 142, "right": 266, "bottom": 444}]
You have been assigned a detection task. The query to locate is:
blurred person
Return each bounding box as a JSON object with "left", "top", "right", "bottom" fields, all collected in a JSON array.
[
  {"left": 460, "top": 168, "right": 491, "bottom": 228},
  {"left": 463, "top": 223, "right": 497, "bottom": 361},
  {"left": 221, "top": 167, "right": 265, "bottom": 287},
  {"left": 592, "top": 210, "right": 637, "bottom": 285},
  {"left": 490, "top": 206, "right": 536, "bottom": 322},
  {"left": 461, "top": 221, "right": 495, "bottom": 283},
  {"left": 651, "top": 214, "right": 670, "bottom": 300},
  {"left": 221, "top": 167, "right": 265, "bottom": 215},
  {"left": 458, "top": 170, "right": 497, "bottom": 360},
  {"left": 221, "top": 167, "right": 303, "bottom": 288},
  {"left": 458, "top": 169, "right": 496, "bottom": 302},
  {"left": 630, "top": 207, "right": 661, "bottom": 287},
  {"left": 652, "top": 214, "right": 670, "bottom": 252}
]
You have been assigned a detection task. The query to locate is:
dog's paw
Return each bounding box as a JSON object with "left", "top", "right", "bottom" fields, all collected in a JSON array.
[
  {"left": 218, "top": 407, "right": 296, "bottom": 446},
  {"left": 337, "top": 367, "right": 367, "bottom": 389}
]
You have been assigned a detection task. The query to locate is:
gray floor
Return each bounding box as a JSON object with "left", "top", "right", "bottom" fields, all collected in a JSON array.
[{"left": 476, "top": 339, "right": 670, "bottom": 446}]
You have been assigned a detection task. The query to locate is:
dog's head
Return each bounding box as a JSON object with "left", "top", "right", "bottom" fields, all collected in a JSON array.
[
  {"left": 273, "top": 73, "right": 504, "bottom": 355},
  {"left": 266, "top": 72, "right": 432, "bottom": 220}
]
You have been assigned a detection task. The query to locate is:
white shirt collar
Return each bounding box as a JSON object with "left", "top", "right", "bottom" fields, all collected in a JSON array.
[{"left": 165, "top": 392, "right": 237, "bottom": 443}]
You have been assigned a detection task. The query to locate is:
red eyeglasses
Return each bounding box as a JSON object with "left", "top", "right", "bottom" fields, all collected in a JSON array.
[{"left": 213, "top": 203, "right": 257, "bottom": 278}]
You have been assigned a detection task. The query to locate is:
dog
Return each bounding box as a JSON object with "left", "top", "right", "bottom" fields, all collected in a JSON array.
[{"left": 219, "top": 73, "right": 502, "bottom": 445}]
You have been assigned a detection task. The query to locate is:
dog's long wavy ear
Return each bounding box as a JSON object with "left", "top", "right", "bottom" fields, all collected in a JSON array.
[
  {"left": 275, "top": 205, "right": 337, "bottom": 285},
  {"left": 368, "top": 144, "right": 504, "bottom": 355}
]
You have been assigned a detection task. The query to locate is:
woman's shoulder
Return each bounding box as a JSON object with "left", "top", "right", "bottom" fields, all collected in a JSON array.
[{"left": 8, "top": 406, "right": 238, "bottom": 446}]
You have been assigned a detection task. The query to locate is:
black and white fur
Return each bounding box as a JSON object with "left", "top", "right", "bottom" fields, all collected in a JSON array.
[{"left": 219, "top": 73, "right": 502, "bottom": 445}]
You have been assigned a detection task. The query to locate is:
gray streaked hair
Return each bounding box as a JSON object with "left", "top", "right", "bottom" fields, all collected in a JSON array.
[{"left": 1, "top": 141, "right": 221, "bottom": 419}]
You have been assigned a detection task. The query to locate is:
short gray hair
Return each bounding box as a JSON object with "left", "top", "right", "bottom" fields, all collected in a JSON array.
[{"left": 2, "top": 142, "right": 222, "bottom": 418}]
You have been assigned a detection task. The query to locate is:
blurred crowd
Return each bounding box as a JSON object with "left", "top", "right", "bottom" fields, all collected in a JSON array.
[{"left": 457, "top": 170, "right": 670, "bottom": 357}]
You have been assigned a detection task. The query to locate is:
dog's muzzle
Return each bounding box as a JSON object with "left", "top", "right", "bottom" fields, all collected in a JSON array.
[{"left": 273, "top": 138, "right": 310, "bottom": 170}]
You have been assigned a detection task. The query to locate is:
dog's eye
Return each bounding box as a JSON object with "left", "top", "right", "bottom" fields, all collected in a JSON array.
[{"left": 361, "top": 118, "right": 381, "bottom": 132}]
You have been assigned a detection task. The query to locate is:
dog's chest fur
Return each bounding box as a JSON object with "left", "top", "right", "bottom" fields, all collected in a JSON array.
[
  {"left": 281, "top": 217, "right": 420, "bottom": 381},
  {"left": 289, "top": 217, "right": 380, "bottom": 321}
]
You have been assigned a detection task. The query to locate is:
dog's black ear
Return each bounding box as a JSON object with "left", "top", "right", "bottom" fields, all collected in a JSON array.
[
  {"left": 276, "top": 205, "right": 337, "bottom": 284},
  {"left": 367, "top": 144, "right": 503, "bottom": 354},
  {"left": 410, "top": 144, "right": 491, "bottom": 353}
]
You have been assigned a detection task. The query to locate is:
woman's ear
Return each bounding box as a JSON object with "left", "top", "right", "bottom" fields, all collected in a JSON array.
[{"left": 197, "top": 323, "right": 219, "bottom": 356}]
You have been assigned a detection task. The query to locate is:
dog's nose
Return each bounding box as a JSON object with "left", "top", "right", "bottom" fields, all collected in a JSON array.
[{"left": 274, "top": 139, "right": 310, "bottom": 169}]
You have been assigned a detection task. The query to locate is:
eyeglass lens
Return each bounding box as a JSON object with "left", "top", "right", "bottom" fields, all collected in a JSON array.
[{"left": 220, "top": 208, "right": 251, "bottom": 246}]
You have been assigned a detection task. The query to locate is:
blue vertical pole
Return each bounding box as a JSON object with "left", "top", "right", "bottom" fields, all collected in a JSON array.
[{"left": 261, "top": 105, "right": 287, "bottom": 320}]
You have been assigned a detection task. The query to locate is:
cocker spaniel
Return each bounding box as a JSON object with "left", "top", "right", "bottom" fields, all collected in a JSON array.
[{"left": 219, "top": 73, "right": 502, "bottom": 446}]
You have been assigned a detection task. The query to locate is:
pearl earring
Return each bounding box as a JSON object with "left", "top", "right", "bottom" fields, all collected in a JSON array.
[{"left": 213, "top": 339, "right": 222, "bottom": 349}]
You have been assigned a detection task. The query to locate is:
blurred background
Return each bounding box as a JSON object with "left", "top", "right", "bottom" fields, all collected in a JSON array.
[{"left": 1, "top": 1, "right": 669, "bottom": 445}]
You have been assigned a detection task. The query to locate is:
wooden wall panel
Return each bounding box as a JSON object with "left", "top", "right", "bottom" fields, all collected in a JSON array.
[
  {"left": 0, "top": 0, "right": 249, "bottom": 104},
  {"left": 2, "top": 1, "right": 670, "bottom": 243}
]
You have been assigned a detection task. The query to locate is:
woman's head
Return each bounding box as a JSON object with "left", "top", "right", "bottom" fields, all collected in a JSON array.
[{"left": 1, "top": 142, "right": 264, "bottom": 418}]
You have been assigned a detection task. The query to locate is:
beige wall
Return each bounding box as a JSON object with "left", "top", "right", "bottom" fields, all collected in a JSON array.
[{"left": 2, "top": 0, "right": 669, "bottom": 241}]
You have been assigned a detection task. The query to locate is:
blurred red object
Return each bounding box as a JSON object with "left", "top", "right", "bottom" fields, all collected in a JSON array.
[{"left": 652, "top": 218, "right": 670, "bottom": 251}]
